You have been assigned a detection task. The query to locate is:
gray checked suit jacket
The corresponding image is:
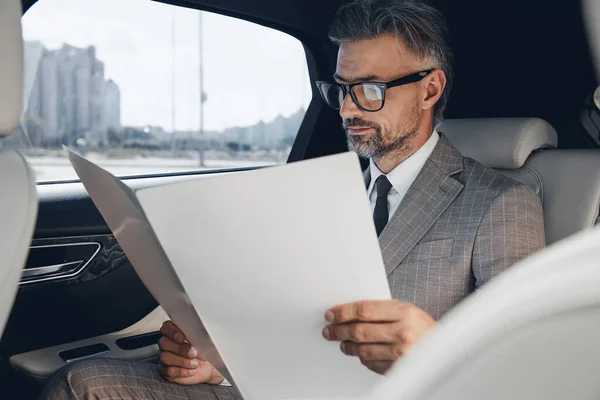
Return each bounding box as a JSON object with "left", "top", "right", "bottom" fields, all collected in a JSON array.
[{"left": 366, "top": 135, "right": 546, "bottom": 320}]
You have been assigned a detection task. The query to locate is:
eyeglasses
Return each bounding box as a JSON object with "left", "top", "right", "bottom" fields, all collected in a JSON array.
[{"left": 316, "top": 69, "right": 434, "bottom": 112}]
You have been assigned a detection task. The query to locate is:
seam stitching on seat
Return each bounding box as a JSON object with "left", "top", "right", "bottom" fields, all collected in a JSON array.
[
  {"left": 514, "top": 119, "right": 538, "bottom": 168},
  {"left": 593, "top": 197, "right": 600, "bottom": 226},
  {"left": 522, "top": 165, "right": 544, "bottom": 202}
]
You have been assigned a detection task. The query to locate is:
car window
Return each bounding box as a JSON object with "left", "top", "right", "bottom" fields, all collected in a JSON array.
[{"left": 5, "top": 0, "right": 311, "bottom": 182}]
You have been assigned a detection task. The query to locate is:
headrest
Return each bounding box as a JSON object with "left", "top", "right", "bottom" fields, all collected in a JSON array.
[
  {"left": 0, "top": 0, "right": 24, "bottom": 137},
  {"left": 438, "top": 118, "right": 558, "bottom": 169}
]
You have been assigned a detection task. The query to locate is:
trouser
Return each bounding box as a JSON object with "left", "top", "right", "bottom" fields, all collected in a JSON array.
[{"left": 40, "top": 358, "right": 242, "bottom": 400}]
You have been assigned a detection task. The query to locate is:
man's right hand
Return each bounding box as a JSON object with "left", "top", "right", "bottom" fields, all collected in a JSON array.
[{"left": 158, "top": 320, "right": 224, "bottom": 385}]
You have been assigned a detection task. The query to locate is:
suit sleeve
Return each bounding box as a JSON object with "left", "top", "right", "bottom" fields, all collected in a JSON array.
[{"left": 472, "top": 184, "right": 546, "bottom": 289}]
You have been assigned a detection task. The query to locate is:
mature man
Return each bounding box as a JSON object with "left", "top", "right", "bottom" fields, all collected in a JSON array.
[{"left": 42, "top": 0, "right": 545, "bottom": 398}]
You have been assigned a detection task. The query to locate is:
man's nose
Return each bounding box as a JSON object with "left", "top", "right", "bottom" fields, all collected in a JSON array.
[{"left": 339, "top": 92, "right": 363, "bottom": 121}]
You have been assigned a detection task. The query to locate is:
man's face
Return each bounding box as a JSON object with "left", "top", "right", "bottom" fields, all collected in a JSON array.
[{"left": 334, "top": 35, "right": 432, "bottom": 159}]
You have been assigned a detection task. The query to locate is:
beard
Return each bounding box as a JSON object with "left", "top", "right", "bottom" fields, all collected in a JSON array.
[{"left": 344, "top": 101, "right": 420, "bottom": 159}]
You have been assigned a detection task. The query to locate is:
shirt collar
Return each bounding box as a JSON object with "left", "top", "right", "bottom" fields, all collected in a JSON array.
[{"left": 367, "top": 130, "right": 440, "bottom": 197}]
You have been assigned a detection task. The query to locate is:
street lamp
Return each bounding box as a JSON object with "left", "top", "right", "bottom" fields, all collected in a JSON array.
[{"left": 198, "top": 11, "right": 207, "bottom": 167}]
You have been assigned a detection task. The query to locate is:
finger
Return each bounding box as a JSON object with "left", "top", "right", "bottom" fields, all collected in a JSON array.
[
  {"left": 160, "top": 320, "right": 186, "bottom": 344},
  {"left": 167, "top": 375, "right": 201, "bottom": 385},
  {"left": 361, "top": 360, "right": 392, "bottom": 375},
  {"left": 159, "top": 336, "right": 198, "bottom": 359},
  {"left": 158, "top": 362, "right": 197, "bottom": 380},
  {"left": 323, "top": 322, "right": 402, "bottom": 343},
  {"left": 159, "top": 350, "right": 200, "bottom": 369},
  {"left": 326, "top": 300, "right": 405, "bottom": 323},
  {"left": 340, "top": 342, "right": 400, "bottom": 361}
]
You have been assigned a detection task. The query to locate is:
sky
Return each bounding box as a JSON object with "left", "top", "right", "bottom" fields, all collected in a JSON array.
[{"left": 21, "top": 0, "right": 312, "bottom": 132}]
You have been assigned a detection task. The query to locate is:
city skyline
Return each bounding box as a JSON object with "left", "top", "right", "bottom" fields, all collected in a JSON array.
[
  {"left": 22, "top": 39, "right": 304, "bottom": 143},
  {"left": 20, "top": 38, "right": 303, "bottom": 150},
  {"left": 21, "top": 0, "right": 312, "bottom": 133}
]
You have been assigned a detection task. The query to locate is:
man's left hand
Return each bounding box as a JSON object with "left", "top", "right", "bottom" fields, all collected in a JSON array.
[{"left": 322, "top": 300, "right": 436, "bottom": 374}]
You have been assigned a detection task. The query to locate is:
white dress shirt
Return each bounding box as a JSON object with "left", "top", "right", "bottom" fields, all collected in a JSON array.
[{"left": 367, "top": 131, "right": 440, "bottom": 221}]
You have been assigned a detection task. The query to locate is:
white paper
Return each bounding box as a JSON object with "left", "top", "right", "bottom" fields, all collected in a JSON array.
[
  {"left": 67, "top": 149, "right": 235, "bottom": 389},
  {"left": 70, "top": 149, "right": 391, "bottom": 400},
  {"left": 136, "top": 152, "right": 391, "bottom": 400}
]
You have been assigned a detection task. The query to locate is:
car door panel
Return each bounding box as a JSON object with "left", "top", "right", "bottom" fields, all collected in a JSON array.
[
  {"left": 33, "top": 171, "right": 227, "bottom": 238},
  {"left": 2, "top": 238, "right": 157, "bottom": 355},
  {"left": 10, "top": 306, "right": 167, "bottom": 379},
  {"left": 0, "top": 169, "right": 251, "bottom": 394}
]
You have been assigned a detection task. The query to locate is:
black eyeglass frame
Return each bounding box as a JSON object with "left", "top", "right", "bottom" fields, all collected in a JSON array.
[{"left": 316, "top": 69, "right": 435, "bottom": 112}]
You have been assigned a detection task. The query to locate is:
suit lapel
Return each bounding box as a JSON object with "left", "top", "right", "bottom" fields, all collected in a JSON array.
[{"left": 375, "top": 136, "right": 465, "bottom": 276}]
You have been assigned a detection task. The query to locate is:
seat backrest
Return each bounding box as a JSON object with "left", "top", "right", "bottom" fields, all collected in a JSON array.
[
  {"left": 0, "top": 0, "right": 23, "bottom": 134},
  {"left": 439, "top": 117, "right": 600, "bottom": 244},
  {"left": 0, "top": 0, "right": 38, "bottom": 337},
  {"left": 439, "top": 117, "right": 558, "bottom": 200},
  {"left": 365, "top": 225, "right": 600, "bottom": 400},
  {"left": 525, "top": 150, "right": 600, "bottom": 244}
]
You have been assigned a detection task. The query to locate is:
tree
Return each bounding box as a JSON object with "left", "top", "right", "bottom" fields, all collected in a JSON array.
[
  {"left": 226, "top": 142, "right": 240, "bottom": 152},
  {"left": 21, "top": 116, "right": 45, "bottom": 148},
  {"left": 107, "top": 128, "right": 123, "bottom": 147}
]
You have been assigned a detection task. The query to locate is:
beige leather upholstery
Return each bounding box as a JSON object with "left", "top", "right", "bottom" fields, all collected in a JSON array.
[
  {"left": 525, "top": 150, "right": 600, "bottom": 244},
  {"left": 439, "top": 118, "right": 557, "bottom": 201},
  {"left": 0, "top": 153, "right": 37, "bottom": 336},
  {"left": 0, "top": 0, "right": 24, "bottom": 136},
  {"left": 440, "top": 118, "right": 600, "bottom": 245},
  {"left": 438, "top": 118, "right": 558, "bottom": 169},
  {"left": 366, "top": 226, "right": 600, "bottom": 400},
  {"left": 0, "top": 0, "right": 38, "bottom": 337}
]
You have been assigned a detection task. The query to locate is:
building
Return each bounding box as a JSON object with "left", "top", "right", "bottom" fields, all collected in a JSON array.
[
  {"left": 40, "top": 53, "right": 59, "bottom": 138},
  {"left": 22, "top": 41, "right": 45, "bottom": 116},
  {"left": 103, "top": 80, "right": 121, "bottom": 131},
  {"left": 23, "top": 41, "right": 121, "bottom": 146},
  {"left": 221, "top": 108, "right": 304, "bottom": 149}
]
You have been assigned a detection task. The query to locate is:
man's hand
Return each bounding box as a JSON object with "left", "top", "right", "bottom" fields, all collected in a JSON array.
[
  {"left": 322, "top": 300, "right": 436, "bottom": 374},
  {"left": 158, "top": 320, "right": 224, "bottom": 385}
]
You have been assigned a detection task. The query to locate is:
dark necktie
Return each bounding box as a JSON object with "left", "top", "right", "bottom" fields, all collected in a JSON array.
[{"left": 373, "top": 175, "right": 392, "bottom": 236}]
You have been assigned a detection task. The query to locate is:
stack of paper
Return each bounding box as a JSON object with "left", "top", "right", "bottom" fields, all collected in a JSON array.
[{"left": 69, "top": 150, "right": 391, "bottom": 400}]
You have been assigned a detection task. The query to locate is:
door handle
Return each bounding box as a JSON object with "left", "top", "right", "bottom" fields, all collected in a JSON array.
[
  {"left": 21, "top": 260, "right": 84, "bottom": 280},
  {"left": 20, "top": 241, "right": 101, "bottom": 285}
]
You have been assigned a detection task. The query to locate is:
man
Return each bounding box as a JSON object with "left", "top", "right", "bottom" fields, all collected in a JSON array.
[{"left": 42, "top": 0, "right": 545, "bottom": 398}]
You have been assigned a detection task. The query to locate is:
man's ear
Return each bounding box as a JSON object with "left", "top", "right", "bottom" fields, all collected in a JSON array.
[{"left": 421, "top": 69, "right": 446, "bottom": 112}]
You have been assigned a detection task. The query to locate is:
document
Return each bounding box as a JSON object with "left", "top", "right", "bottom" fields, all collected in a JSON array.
[
  {"left": 69, "top": 150, "right": 391, "bottom": 400},
  {"left": 68, "top": 150, "right": 235, "bottom": 388}
]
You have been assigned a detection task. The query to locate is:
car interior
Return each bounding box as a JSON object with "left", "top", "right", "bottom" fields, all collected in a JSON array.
[
  {"left": 1, "top": 0, "right": 599, "bottom": 398},
  {"left": 367, "top": 214, "right": 600, "bottom": 400},
  {"left": 0, "top": 0, "right": 39, "bottom": 345}
]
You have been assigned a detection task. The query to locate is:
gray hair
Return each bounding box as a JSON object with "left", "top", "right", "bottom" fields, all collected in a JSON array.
[{"left": 329, "top": 0, "right": 454, "bottom": 126}]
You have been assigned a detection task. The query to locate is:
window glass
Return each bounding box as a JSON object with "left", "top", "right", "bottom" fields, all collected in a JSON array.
[{"left": 5, "top": 0, "right": 311, "bottom": 182}]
